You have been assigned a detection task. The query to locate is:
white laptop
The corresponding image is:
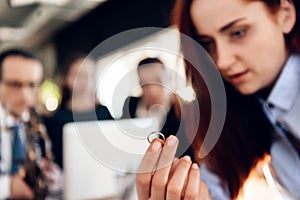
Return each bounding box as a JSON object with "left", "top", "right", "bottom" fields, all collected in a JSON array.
[{"left": 63, "top": 118, "right": 159, "bottom": 200}]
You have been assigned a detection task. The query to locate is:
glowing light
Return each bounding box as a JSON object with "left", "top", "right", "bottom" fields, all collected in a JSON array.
[
  {"left": 39, "top": 79, "right": 61, "bottom": 112},
  {"left": 45, "top": 97, "right": 58, "bottom": 111}
]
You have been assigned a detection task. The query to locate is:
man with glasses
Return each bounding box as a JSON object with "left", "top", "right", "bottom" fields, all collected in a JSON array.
[{"left": 0, "top": 49, "right": 62, "bottom": 199}]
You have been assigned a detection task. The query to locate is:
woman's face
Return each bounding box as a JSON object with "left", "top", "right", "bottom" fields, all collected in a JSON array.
[
  {"left": 65, "top": 57, "right": 96, "bottom": 94},
  {"left": 190, "top": 0, "right": 295, "bottom": 95}
]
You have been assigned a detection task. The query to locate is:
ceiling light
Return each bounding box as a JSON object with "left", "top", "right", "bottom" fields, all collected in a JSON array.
[
  {"left": 0, "top": 27, "right": 25, "bottom": 41},
  {"left": 9, "top": 0, "right": 37, "bottom": 7},
  {"left": 9, "top": 0, "right": 70, "bottom": 7}
]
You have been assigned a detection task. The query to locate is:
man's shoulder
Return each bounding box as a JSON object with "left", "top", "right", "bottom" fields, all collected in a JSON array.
[
  {"left": 95, "top": 104, "right": 110, "bottom": 111},
  {"left": 125, "top": 96, "right": 141, "bottom": 104},
  {"left": 95, "top": 104, "right": 113, "bottom": 120}
]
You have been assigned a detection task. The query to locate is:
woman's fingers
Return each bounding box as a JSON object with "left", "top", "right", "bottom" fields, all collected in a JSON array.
[
  {"left": 136, "top": 139, "right": 163, "bottom": 200},
  {"left": 150, "top": 135, "right": 178, "bottom": 200},
  {"left": 168, "top": 157, "right": 180, "bottom": 179},
  {"left": 184, "top": 163, "right": 200, "bottom": 200},
  {"left": 137, "top": 135, "right": 199, "bottom": 200},
  {"left": 166, "top": 156, "right": 192, "bottom": 200}
]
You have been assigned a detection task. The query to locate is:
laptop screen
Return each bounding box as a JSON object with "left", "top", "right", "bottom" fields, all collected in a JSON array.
[{"left": 63, "top": 118, "right": 159, "bottom": 199}]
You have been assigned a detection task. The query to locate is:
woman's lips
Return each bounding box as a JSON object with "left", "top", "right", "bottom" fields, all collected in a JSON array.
[{"left": 228, "top": 70, "right": 249, "bottom": 84}]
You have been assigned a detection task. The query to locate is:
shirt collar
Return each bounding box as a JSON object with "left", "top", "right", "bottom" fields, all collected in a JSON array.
[
  {"left": 0, "top": 103, "right": 30, "bottom": 127},
  {"left": 267, "top": 54, "right": 300, "bottom": 111}
]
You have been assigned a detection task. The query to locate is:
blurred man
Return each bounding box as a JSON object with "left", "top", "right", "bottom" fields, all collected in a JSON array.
[
  {"left": 0, "top": 49, "right": 62, "bottom": 199},
  {"left": 122, "top": 57, "right": 194, "bottom": 160},
  {"left": 123, "top": 58, "right": 172, "bottom": 121}
]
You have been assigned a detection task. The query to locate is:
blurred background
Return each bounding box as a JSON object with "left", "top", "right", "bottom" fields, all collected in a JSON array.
[{"left": 0, "top": 0, "right": 193, "bottom": 117}]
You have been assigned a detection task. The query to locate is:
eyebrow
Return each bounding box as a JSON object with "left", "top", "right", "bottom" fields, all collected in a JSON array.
[
  {"left": 219, "top": 17, "right": 247, "bottom": 33},
  {"left": 197, "top": 17, "right": 247, "bottom": 39}
]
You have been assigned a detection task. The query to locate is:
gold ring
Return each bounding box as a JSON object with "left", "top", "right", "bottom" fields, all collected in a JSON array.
[{"left": 147, "top": 131, "right": 165, "bottom": 143}]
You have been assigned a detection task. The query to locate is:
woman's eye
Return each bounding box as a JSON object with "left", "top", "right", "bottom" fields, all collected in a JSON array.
[
  {"left": 199, "top": 40, "right": 214, "bottom": 52},
  {"left": 230, "top": 28, "right": 247, "bottom": 39}
]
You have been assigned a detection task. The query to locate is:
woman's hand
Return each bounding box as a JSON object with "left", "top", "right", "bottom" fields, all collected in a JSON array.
[{"left": 136, "top": 135, "right": 211, "bottom": 200}]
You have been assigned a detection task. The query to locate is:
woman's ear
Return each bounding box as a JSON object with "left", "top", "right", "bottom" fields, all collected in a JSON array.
[{"left": 277, "top": 0, "right": 296, "bottom": 34}]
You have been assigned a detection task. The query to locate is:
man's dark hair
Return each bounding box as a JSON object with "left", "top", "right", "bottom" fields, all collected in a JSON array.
[
  {"left": 0, "top": 48, "right": 43, "bottom": 80},
  {"left": 137, "top": 57, "right": 164, "bottom": 72}
]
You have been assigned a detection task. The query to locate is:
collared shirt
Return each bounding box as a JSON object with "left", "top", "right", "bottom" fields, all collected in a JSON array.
[
  {"left": 0, "top": 104, "right": 13, "bottom": 199},
  {"left": 0, "top": 104, "right": 27, "bottom": 199},
  {"left": 259, "top": 54, "right": 300, "bottom": 199},
  {"left": 201, "top": 54, "right": 300, "bottom": 199},
  {"left": 261, "top": 54, "right": 300, "bottom": 126}
]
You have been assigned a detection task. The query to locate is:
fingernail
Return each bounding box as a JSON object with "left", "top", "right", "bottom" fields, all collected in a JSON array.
[
  {"left": 192, "top": 163, "right": 199, "bottom": 169},
  {"left": 167, "top": 136, "right": 177, "bottom": 146},
  {"left": 151, "top": 141, "right": 161, "bottom": 151},
  {"left": 183, "top": 156, "right": 191, "bottom": 162}
]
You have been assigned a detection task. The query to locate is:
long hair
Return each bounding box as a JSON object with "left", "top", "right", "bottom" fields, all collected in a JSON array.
[
  {"left": 173, "top": 0, "right": 300, "bottom": 198},
  {"left": 59, "top": 52, "right": 88, "bottom": 109}
]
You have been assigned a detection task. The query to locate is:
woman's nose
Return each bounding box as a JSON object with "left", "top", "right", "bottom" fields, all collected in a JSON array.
[{"left": 215, "top": 41, "right": 235, "bottom": 72}]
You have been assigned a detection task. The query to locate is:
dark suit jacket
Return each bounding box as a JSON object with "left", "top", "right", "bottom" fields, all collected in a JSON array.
[{"left": 43, "top": 104, "right": 113, "bottom": 168}]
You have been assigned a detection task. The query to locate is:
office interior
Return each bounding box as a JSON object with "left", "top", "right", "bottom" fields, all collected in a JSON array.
[
  {"left": 0, "top": 0, "right": 280, "bottom": 199},
  {"left": 0, "top": 0, "right": 188, "bottom": 117}
]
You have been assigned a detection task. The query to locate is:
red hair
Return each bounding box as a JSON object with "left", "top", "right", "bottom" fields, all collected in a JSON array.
[{"left": 171, "top": 0, "right": 300, "bottom": 198}]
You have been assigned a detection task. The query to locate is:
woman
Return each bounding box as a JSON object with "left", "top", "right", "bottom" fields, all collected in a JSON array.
[
  {"left": 44, "top": 53, "right": 113, "bottom": 168},
  {"left": 136, "top": 0, "right": 300, "bottom": 199}
]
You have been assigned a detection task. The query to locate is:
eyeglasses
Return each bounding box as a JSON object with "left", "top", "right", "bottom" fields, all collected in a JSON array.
[{"left": 1, "top": 80, "right": 41, "bottom": 89}]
